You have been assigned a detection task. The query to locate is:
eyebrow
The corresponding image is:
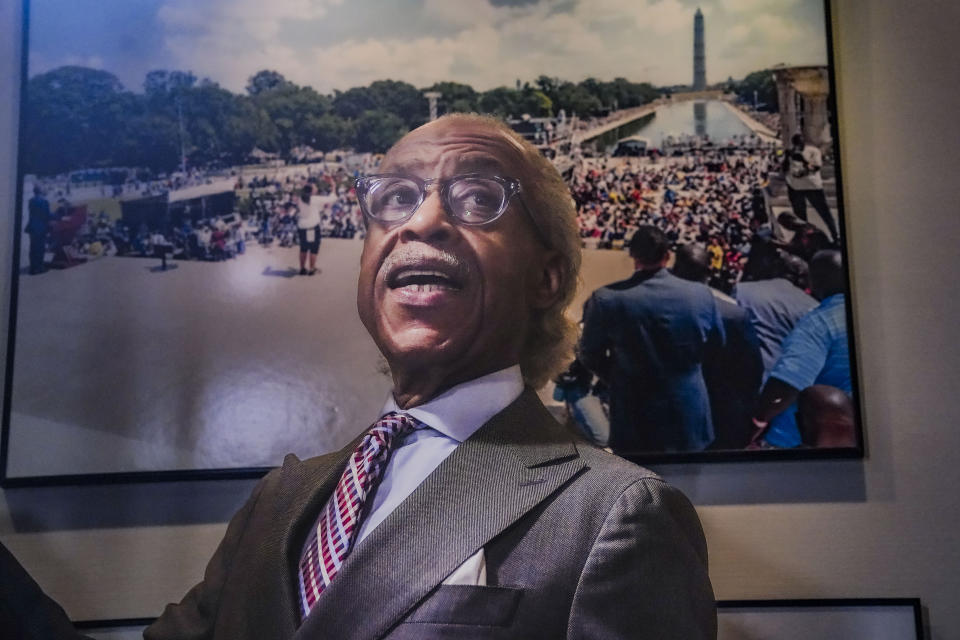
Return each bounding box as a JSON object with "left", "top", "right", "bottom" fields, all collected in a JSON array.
[{"left": 388, "top": 154, "right": 507, "bottom": 176}]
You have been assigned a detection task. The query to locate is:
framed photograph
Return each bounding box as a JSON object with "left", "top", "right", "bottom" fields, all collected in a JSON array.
[
  {"left": 74, "top": 618, "right": 152, "bottom": 640},
  {"left": 2, "top": 0, "right": 861, "bottom": 485},
  {"left": 717, "top": 599, "right": 924, "bottom": 640}
]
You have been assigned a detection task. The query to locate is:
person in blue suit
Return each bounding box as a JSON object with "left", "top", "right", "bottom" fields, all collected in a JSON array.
[
  {"left": 580, "top": 225, "right": 724, "bottom": 453},
  {"left": 24, "top": 186, "right": 51, "bottom": 274}
]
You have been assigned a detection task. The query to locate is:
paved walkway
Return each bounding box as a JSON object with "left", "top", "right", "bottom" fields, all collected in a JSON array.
[{"left": 721, "top": 101, "right": 779, "bottom": 142}]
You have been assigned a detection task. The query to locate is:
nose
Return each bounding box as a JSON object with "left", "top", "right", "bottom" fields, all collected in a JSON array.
[{"left": 398, "top": 190, "right": 455, "bottom": 244}]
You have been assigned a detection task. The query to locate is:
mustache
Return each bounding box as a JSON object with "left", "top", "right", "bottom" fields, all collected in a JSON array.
[{"left": 380, "top": 247, "right": 470, "bottom": 278}]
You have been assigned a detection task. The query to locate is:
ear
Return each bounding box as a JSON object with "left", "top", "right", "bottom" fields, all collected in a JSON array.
[{"left": 530, "top": 251, "right": 565, "bottom": 310}]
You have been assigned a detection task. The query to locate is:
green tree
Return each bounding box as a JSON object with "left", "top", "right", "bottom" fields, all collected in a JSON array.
[
  {"left": 518, "top": 88, "right": 552, "bottom": 117},
  {"left": 351, "top": 109, "right": 407, "bottom": 153},
  {"left": 578, "top": 78, "right": 612, "bottom": 109},
  {"left": 534, "top": 75, "right": 560, "bottom": 101},
  {"left": 368, "top": 80, "right": 427, "bottom": 128},
  {"left": 553, "top": 81, "right": 602, "bottom": 116},
  {"left": 252, "top": 83, "right": 332, "bottom": 156},
  {"left": 573, "top": 77, "right": 657, "bottom": 113},
  {"left": 246, "top": 69, "right": 292, "bottom": 96},
  {"left": 144, "top": 69, "right": 197, "bottom": 98},
  {"left": 478, "top": 87, "right": 521, "bottom": 118},
  {"left": 22, "top": 66, "right": 136, "bottom": 174},
  {"left": 303, "top": 113, "right": 351, "bottom": 151},
  {"left": 115, "top": 114, "right": 181, "bottom": 170},
  {"left": 332, "top": 86, "right": 378, "bottom": 120},
  {"left": 424, "top": 81, "right": 479, "bottom": 115},
  {"left": 735, "top": 69, "right": 779, "bottom": 111}
]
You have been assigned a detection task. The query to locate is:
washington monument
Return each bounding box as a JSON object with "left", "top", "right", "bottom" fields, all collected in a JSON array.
[{"left": 693, "top": 8, "right": 706, "bottom": 90}]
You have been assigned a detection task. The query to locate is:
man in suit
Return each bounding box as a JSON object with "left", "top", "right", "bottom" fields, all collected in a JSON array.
[
  {"left": 580, "top": 227, "right": 724, "bottom": 453},
  {"left": 1, "top": 114, "right": 715, "bottom": 639},
  {"left": 24, "top": 186, "right": 51, "bottom": 274},
  {"left": 672, "top": 243, "right": 763, "bottom": 450}
]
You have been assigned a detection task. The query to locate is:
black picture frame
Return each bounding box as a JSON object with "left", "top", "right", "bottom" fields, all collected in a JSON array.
[
  {"left": 3, "top": 0, "right": 863, "bottom": 485},
  {"left": 74, "top": 618, "right": 153, "bottom": 640},
  {"left": 613, "top": 0, "right": 864, "bottom": 467},
  {"left": 717, "top": 598, "right": 925, "bottom": 640},
  {"left": 72, "top": 599, "right": 925, "bottom": 639}
]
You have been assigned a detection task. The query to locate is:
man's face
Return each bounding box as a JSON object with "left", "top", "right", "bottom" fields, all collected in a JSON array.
[{"left": 357, "top": 119, "right": 559, "bottom": 387}]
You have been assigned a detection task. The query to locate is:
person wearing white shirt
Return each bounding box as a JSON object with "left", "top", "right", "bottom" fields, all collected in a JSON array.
[
  {"left": 783, "top": 132, "right": 839, "bottom": 243},
  {"left": 0, "top": 114, "right": 715, "bottom": 640},
  {"left": 296, "top": 183, "right": 322, "bottom": 275}
]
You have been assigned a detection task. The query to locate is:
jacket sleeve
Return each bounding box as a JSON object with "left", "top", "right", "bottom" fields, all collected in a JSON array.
[
  {"left": 579, "top": 292, "right": 611, "bottom": 382},
  {"left": 567, "top": 477, "right": 716, "bottom": 639},
  {"left": 144, "top": 476, "right": 269, "bottom": 640}
]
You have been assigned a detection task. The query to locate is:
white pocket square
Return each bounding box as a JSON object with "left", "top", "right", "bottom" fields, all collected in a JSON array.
[{"left": 442, "top": 548, "right": 487, "bottom": 586}]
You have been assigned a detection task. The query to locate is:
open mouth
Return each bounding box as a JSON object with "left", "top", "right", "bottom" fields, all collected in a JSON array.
[
  {"left": 388, "top": 269, "right": 462, "bottom": 292},
  {"left": 383, "top": 253, "right": 468, "bottom": 296}
]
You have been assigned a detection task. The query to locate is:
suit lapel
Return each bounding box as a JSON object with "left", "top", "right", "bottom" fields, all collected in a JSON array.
[
  {"left": 295, "top": 389, "right": 585, "bottom": 640},
  {"left": 271, "top": 436, "right": 365, "bottom": 634}
]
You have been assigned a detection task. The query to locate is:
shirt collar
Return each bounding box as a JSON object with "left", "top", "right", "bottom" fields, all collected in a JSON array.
[{"left": 379, "top": 365, "right": 524, "bottom": 443}]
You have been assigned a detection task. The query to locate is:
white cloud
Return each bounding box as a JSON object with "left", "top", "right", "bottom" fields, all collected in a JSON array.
[
  {"left": 420, "top": 0, "right": 501, "bottom": 29},
  {"left": 158, "top": 0, "right": 345, "bottom": 90},
  {"left": 159, "top": 0, "right": 341, "bottom": 41},
  {"left": 634, "top": 0, "right": 692, "bottom": 36},
  {"left": 30, "top": 52, "right": 106, "bottom": 75},
  {"left": 63, "top": 54, "right": 105, "bottom": 69},
  {"left": 153, "top": 0, "right": 827, "bottom": 93},
  {"left": 718, "top": 0, "right": 800, "bottom": 13}
]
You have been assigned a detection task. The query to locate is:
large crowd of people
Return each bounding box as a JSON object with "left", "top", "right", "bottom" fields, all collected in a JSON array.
[
  {"left": 555, "top": 138, "right": 852, "bottom": 453},
  {"left": 239, "top": 159, "right": 373, "bottom": 246},
  {"left": 566, "top": 145, "right": 777, "bottom": 293},
  {"left": 23, "top": 114, "right": 853, "bottom": 453},
  {"left": 22, "top": 155, "right": 381, "bottom": 272}
]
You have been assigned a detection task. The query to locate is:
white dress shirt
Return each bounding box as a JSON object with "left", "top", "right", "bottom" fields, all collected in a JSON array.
[
  {"left": 297, "top": 364, "right": 522, "bottom": 609},
  {"left": 355, "top": 364, "right": 524, "bottom": 543}
]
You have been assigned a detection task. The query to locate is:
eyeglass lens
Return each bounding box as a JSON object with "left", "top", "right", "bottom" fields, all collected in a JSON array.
[{"left": 362, "top": 176, "right": 509, "bottom": 225}]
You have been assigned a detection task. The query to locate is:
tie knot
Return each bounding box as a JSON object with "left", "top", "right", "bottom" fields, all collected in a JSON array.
[{"left": 365, "top": 411, "right": 423, "bottom": 452}]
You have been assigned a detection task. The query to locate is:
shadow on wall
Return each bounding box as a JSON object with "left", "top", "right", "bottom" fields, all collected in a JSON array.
[
  {"left": 654, "top": 459, "right": 866, "bottom": 506},
  {"left": 3, "top": 457, "right": 868, "bottom": 534},
  {"left": 3, "top": 478, "right": 260, "bottom": 532}
]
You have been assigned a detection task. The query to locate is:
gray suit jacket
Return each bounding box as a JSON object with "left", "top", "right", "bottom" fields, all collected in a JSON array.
[{"left": 145, "top": 389, "right": 716, "bottom": 639}]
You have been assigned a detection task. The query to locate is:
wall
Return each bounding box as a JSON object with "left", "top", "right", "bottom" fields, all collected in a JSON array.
[{"left": 2, "top": 0, "right": 958, "bottom": 637}]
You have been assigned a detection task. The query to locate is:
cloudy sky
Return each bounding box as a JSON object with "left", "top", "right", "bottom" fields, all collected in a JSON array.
[{"left": 28, "top": 0, "right": 829, "bottom": 94}]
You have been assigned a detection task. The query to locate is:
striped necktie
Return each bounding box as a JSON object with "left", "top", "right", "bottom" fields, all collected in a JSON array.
[{"left": 297, "top": 411, "right": 423, "bottom": 620}]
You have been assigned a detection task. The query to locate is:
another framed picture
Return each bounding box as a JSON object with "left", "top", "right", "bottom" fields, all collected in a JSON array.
[
  {"left": 717, "top": 599, "right": 924, "bottom": 640},
  {"left": 75, "top": 619, "right": 151, "bottom": 640},
  {"left": 3, "top": 0, "right": 861, "bottom": 485},
  {"left": 73, "top": 599, "right": 926, "bottom": 640}
]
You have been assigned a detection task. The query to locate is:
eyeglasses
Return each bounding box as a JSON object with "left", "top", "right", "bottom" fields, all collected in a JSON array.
[{"left": 355, "top": 173, "right": 526, "bottom": 227}]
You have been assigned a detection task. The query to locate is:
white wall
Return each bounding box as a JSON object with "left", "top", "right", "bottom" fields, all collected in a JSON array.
[{"left": 2, "top": 0, "right": 959, "bottom": 637}]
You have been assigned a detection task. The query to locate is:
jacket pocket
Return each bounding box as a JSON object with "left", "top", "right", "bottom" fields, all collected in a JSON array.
[{"left": 404, "top": 584, "right": 522, "bottom": 627}]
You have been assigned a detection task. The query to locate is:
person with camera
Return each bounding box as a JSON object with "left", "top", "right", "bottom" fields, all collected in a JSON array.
[{"left": 783, "top": 133, "right": 839, "bottom": 244}]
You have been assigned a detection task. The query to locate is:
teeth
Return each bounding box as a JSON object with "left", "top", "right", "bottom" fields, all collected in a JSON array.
[
  {"left": 400, "top": 283, "right": 453, "bottom": 292},
  {"left": 391, "top": 267, "right": 459, "bottom": 290},
  {"left": 398, "top": 270, "right": 449, "bottom": 280}
]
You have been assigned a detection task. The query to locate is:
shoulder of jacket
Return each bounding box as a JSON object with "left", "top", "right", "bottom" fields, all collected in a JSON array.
[{"left": 577, "top": 444, "right": 664, "bottom": 488}]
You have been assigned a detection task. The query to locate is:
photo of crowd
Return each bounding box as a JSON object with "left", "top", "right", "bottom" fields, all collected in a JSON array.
[{"left": 4, "top": 0, "right": 858, "bottom": 481}]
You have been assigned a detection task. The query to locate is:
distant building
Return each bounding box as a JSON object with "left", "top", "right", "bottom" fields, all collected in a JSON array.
[
  {"left": 771, "top": 65, "right": 831, "bottom": 150},
  {"left": 693, "top": 8, "right": 706, "bottom": 91}
]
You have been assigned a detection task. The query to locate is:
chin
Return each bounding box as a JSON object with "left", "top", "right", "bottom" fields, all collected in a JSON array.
[{"left": 379, "top": 325, "right": 461, "bottom": 367}]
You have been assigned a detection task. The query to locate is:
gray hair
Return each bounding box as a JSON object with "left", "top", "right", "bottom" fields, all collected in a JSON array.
[{"left": 431, "top": 113, "right": 582, "bottom": 389}]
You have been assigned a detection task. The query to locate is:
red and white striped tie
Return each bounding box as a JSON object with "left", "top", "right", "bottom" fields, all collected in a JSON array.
[{"left": 297, "top": 411, "right": 423, "bottom": 620}]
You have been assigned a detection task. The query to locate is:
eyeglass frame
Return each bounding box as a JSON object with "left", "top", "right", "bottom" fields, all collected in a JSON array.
[{"left": 354, "top": 172, "right": 550, "bottom": 248}]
